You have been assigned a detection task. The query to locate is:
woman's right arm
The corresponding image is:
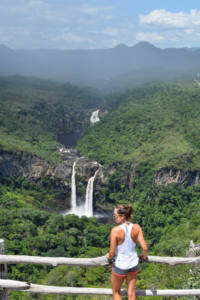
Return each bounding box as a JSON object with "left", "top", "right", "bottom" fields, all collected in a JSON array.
[
  {"left": 105, "top": 227, "right": 118, "bottom": 260},
  {"left": 137, "top": 225, "right": 148, "bottom": 259}
]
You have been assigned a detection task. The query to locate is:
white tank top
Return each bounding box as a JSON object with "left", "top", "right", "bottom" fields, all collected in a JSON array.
[{"left": 114, "top": 223, "right": 139, "bottom": 270}]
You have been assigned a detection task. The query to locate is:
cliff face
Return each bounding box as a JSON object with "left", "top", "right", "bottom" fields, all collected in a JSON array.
[
  {"left": 0, "top": 149, "right": 109, "bottom": 212},
  {"left": 0, "top": 150, "right": 51, "bottom": 179},
  {"left": 3, "top": 148, "right": 200, "bottom": 213},
  {"left": 153, "top": 167, "right": 200, "bottom": 186}
]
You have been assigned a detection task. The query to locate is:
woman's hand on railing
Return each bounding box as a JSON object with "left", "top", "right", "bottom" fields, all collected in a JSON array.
[
  {"left": 139, "top": 254, "right": 148, "bottom": 264},
  {"left": 105, "top": 253, "right": 113, "bottom": 264}
]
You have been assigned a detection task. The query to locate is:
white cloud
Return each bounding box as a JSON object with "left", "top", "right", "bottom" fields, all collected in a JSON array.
[
  {"left": 79, "top": 5, "right": 113, "bottom": 16},
  {"left": 168, "top": 37, "right": 181, "bottom": 43},
  {"left": 27, "top": 0, "right": 49, "bottom": 11},
  {"left": 52, "top": 32, "right": 93, "bottom": 44},
  {"left": 137, "top": 9, "right": 200, "bottom": 47},
  {"left": 184, "top": 29, "right": 194, "bottom": 35},
  {"left": 103, "top": 26, "right": 129, "bottom": 37},
  {"left": 0, "top": 0, "right": 115, "bottom": 49},
  {"left": 136, "top": 32, "right": 164, "bottom": 42},
  {"left": 1, "top": 2, "right": 199, "bottom": 49},
  {"left": 140, "top": 9, "right": 200, "bottom": 28},
  {"left": 104, "top": 15, "right": 113, "bottom": 20},
  {"left": 6, "top": 0, "right": 49, "bottom": 17}
]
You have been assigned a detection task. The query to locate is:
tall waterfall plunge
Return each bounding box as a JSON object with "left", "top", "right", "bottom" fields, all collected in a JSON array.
[
  {"left": 64, "top": 161, "right": 98, "bottom": 217},
  {"left": 85, "top": 170, "right": 98, "bottom": 217},
  {"left": 70, "top": 160, "right": 77, "bottom": 213},
  {"left": 90, "top": 110, "right": 100, "bottom": 124}
]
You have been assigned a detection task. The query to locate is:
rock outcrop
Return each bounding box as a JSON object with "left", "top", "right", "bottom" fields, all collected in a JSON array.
[
  {"left": 0, "top": 148, "right": 110, "bottom": 212},
  {"left": 0, "top": 150, "right": 51, "bottom": 180},
  {"left": 153, "top": 167, "right": 200, "bottom": 186}
]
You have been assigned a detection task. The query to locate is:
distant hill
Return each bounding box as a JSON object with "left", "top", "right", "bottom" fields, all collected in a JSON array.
[{"left": 1, "top": 42, "right": 200, "bottom": 91}]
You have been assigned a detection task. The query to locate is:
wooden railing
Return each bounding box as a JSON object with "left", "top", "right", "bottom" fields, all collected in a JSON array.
[{"left": 0, "top": 239, "right": 200, "bottom": 299}]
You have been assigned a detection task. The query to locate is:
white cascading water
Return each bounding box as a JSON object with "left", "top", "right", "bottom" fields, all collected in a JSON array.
[
  {"left": 70, "top": 160, "right": 77, "bottom": 213},
  {"left": 63, "top": 162, "right": 99, "bottom": 217},
  {"left": 90, "top": 110, "right": 100, "bottom": 124},
  {"left": 62, "top": 160, "right": 77, "bottom": 216},
  {"left": 85, "top": 170, "right": 98, "bottom": 217}
]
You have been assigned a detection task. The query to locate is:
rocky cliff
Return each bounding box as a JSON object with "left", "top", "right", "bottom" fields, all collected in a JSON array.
[
  {"left": 3, "top": 147, "right": 200, "bottom": 214},
  {"left": 0, "top": 148, "right": 110, "bottom": 212},
  {"left": 153, "top": 167, "right": 200, "bottom": 186}
]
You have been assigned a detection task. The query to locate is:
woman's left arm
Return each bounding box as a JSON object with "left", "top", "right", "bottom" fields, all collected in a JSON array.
[{"left": 106, "top": 227, "right": 118, "bottom": 260}]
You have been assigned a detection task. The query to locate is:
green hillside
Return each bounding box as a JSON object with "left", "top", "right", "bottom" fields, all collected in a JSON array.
[
  {"left": 78, "top": 82, "right": 200, "bottom": 169},
  {"left": 0, "top": 76, "right": 102, "bottom": 163},
  {"left": 78, "top": 81, "right": 200, "bottom": 246}
]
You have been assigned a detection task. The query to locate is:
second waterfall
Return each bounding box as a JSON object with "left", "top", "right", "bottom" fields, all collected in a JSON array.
[
  {"left": 85, "top": 170, "right": 98, "bottom": 217},
  {"left": 69, "top": 160, "right": 98, "bottom": 217}
]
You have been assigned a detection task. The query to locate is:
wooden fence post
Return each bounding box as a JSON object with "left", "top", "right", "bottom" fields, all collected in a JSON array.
[
  {"left": 187, "top": 240, "right": 200, "bottom": 300},
  {"left": 0, "top": 239, "right": 8, "bottom": 300}
]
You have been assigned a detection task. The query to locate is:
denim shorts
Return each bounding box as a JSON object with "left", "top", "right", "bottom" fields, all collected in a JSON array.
[{"left": 112, "top": 264, "right": 140, "bottom": 276}]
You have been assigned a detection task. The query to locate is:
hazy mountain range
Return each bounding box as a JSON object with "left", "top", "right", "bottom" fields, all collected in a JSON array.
[{"left": 1, "top": 41, "right": 200, "bottom": 92}]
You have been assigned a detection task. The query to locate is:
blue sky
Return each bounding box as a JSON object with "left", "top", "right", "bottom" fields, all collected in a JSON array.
[{"left": 1, "top": 0, "right": 200, "bottom": 49}]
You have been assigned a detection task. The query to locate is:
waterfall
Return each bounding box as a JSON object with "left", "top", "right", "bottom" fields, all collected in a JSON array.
[
  {"left": 85, "top": 170, "right": 98, "bottom": 217},
  {"left": 70, "top": 161, "right": 77, "bottom": 212},
  {"left": 62, "top": 163, "right": 99, "bottom": 218},
  {"left": 90, "top": 110, "right": 100, "bottom": 124}
]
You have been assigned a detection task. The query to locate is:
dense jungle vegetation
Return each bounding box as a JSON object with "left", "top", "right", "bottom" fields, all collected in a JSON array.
[
  {"left": 0, "top": 75, "right": 102, "bottom": 163},
  {"left": 78, "top": 82, "right": 200, "bottom": 168},
  {"left": 0, "top": 76, "right": 199, "bottom": 299}
]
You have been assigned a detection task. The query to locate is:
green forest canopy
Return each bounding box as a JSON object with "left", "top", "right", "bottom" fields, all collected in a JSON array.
[
  {"left": 0, "top": 75, "right": 102, "bottom": 163},
  {"left": 78, "top": 82, "right": 200, "bottom": 170}
]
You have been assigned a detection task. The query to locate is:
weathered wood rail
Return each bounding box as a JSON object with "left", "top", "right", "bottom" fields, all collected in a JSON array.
[
  {"left": 1, "top": 279, "right": 200, "bottom": 297},
  {"left": 0, "top": 254, "right": 199, "bottom": 267},
  {"left": 0, "top": 239, "right": 199, "bottom": 298}
]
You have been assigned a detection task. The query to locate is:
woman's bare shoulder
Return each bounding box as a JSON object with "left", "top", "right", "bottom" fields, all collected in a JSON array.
[{"left": 132, "top": 224, "right": 142, "bottom": 232}]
